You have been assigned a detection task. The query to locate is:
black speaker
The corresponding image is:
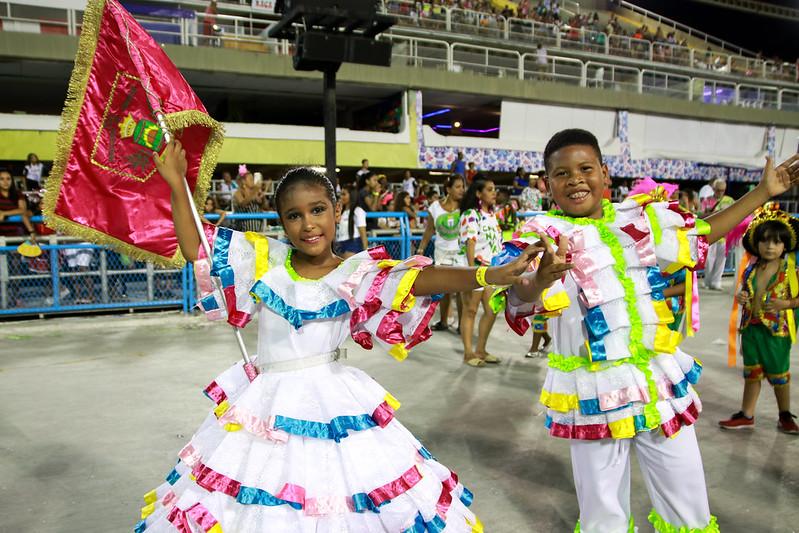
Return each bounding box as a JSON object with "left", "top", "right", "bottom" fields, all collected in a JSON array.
[
  {"left": 347, "top": 36, "right": 391, "bottom": 66},
  {"left": 293, "top": 31, "right": 391, "bottom": 70}
]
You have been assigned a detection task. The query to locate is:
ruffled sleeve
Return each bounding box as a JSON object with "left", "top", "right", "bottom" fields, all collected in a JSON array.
[
  {"left": 194, "top": 224, "right": 287, "bottom": 328},
  {"left": 458, "top": 208, "right": 479, "bottom": 248},
  {"left": 324, "top": 246, "right": 440, "bottom": 361},
  {"left": 641, "top": 201, "right": 709, "bottom": 274}
]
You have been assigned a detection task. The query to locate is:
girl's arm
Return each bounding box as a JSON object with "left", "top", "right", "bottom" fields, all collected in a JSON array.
[
  {"left": 215, "top": 210, "right": 227, "bottom": 226},
  {"left": 0, "top": 198, "right": 27, "bottom": 218},
  {"left": 413, "top": 244, "right": 544, "bottom": 296},
  {"left": 152, "top": 142, "right": 199, "bottom": 262},
  {"left": 465, "top": 239, "right": 476, "bottom": 266},
  {"left": 358, "top": 225, "right": 368, "bottom": 250},
  {"left": 705, "top": 155, "right": 799, "bottom": 244},
  {"left": 416, "top": 213, "right": 435, "bottom": 254}
]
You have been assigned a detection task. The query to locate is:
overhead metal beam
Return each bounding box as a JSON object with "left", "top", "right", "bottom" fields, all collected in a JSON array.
[{"left": 691, "top": 0, "right": 799, "bottom": 22}]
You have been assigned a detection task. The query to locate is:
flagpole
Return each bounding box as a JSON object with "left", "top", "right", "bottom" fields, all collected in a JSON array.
[{"left": 156, "top": 113, "right": 258, "bottom": 381}]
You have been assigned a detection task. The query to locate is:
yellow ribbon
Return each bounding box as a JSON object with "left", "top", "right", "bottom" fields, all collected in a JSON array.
[
  {"left": 787, "top": 253, "right": 797, "bottom": 344},
  {"left": 539, "top": 389, "right": 580, "bottom": 412},
  {"left": 727, "top": 252, "right": 754, "bottom": 367},
  {"left": 391, "top": 268, "right": 421, "bottom": 312},
  {"left": 244, "top": 232, "right": 270, "bottom": 280}
]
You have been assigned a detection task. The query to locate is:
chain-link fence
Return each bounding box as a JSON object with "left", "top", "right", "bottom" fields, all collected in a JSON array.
[{"left": 1, "top": 209, "right": 752, "bottom": 316}]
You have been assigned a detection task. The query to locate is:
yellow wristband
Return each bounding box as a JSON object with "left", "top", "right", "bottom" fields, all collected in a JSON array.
[{"left": 475, "top": 266, "right": 489, "bottom": 287}]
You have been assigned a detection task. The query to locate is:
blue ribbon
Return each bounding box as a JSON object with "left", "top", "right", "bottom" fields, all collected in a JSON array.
[
  {"left": 418, "top": 446, "right": 435, "bottom": 460},
  {"left": 491, "top": 242, "right": 522, "bottom": 267},
  {"left": 588, "top": 338, "right": 607, "bottom": 361},
  {"left": 236, "top": 486, "right": 303, "bottom": 509},
  {"left": 352, "top": 492, "right": 383, "bottom": 513},
  {"left": 585, "top": 306, "right": 611, "bottom": 338},
  {"left": 211, "top": 228, "right": 235, "bottom": 288},
  {"left": 199, "top": 293, "right": 219, "bottom": 311},
  {"left": 250, "top": 281, "right": 350, "bottom": 329},
  {"left": 460, "top": 486, "right": 474, "bottom": 507},
  {"left": 578, "top": 398, "right": 630, "bottom": 416},
  {"left": 165, "top": 467, "right": 181, "bottom": 485},
  {"left": 402, "top": 512, "right": 447, "bottom": 533},
  {"left": 647, "top": 266, "right": 668, "bottom": 293},
  {"left": 133, "top": 519, "right": 147, "bottom": 533},
  {"left": 273, "top": 413, "right": 378, "bottom": 442},
  {"left": 684, "top": 360, "right": 703, "bottom": 384}
]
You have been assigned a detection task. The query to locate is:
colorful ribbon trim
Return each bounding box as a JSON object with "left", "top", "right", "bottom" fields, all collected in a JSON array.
[
  {"left": 244, "top": 231, "right": 270, "bottom": 280},
  {"left": 250, "top": 280, "right": 350, "bottom": 329},
  {"left": 209, "top": 227, "right": 252, "bottom": 328}
]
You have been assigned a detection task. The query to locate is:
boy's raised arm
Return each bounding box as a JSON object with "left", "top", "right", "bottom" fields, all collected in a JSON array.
[{"left": 705, "top": 155, "right": 799, "bottom": 244}]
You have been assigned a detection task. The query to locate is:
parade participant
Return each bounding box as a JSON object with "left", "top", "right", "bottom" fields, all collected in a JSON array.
[
  {"left": 417, "top": 174, "right": 467, "bottom": 332},
  {"left": 135, "top": 142, "right": 555, "bottom": 531},
  {"left": 494, "top": 128, "right": 799, "bottom": 533},
  {"left": 459, "top": 177, "right": 504, "bottom": 367},
  {"left": 720, "top": 204, "right": 799, "bottom": 434}
]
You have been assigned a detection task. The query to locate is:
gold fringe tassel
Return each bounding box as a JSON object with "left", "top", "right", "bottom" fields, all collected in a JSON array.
[{"left": 42, "top": 0, "right": 226, "bottom": 268}]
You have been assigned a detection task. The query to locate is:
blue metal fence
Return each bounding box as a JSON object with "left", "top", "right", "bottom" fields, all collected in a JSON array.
[{"left": 0, "top": 210, "right": 739, "bottom": 317}]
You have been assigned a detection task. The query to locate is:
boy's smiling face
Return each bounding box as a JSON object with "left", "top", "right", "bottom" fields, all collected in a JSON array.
[{"left": 545, "top": 144, "right": 609, "bottom": 219}]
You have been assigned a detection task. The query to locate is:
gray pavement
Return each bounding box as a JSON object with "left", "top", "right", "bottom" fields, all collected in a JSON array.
[{"left": 1, "top": 279, "right": 798, "bottom": 532}]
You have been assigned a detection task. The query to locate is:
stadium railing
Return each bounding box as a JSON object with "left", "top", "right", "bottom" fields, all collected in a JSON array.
[{"left": 1, "top": 0, "right": 797, "bottom": 108}]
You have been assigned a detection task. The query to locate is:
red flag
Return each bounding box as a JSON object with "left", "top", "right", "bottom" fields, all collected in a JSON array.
[{"left": 43, "top": 0, "right": 223, "bottom": 267}]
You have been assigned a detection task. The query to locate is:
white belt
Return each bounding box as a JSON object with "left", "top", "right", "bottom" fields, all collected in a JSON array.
[{"left": 259, "top": 349, "right": 346, "bottom": 373}]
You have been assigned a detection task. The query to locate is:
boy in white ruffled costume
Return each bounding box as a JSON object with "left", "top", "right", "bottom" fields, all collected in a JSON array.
[
  {"left": 134, "top": 142, "right": 569, "bottom": 532},
  {"left": 496, "top": 129, "right": 799, "bottom": 533}
]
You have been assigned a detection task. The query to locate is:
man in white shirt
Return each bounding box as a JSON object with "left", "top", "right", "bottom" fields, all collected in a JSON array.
[
  {"left": 356, "top": 159, "right": 370, "bottom": 179},
  {"left": 401, "top": 170, "right": 417, "bottom": 197}
]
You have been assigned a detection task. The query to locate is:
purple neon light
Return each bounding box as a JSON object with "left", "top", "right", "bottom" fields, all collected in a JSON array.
[
  {"left": 422, "top": 108, "right": 452, "bottom": 119},
  {"left": 432, "top": 124, "right": 499, "bottom": 134}
]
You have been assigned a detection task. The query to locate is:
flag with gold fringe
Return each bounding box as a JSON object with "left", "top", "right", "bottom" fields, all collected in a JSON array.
[{"left": 43, "top": 0, "right": 223, "bottom": 267}]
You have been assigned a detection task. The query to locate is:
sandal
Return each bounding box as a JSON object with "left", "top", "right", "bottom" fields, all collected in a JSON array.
[
  {"left": 431, "top": 321, "right": 448, "bottom": 331},
  {"left": 525, "top": 350, "right": 539, "bottom": 358},
  {"left": 463, "top": 357, "right": 486, "bottom": 367},
  {"left": 482, "top": 354, "right": 501, "bottom": 364}
]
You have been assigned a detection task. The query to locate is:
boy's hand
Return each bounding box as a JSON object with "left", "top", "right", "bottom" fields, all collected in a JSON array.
[
  {"left": 759, "top": 154, "right": 799, "bottom": 198},
  {"left": 535, "top": 235, "right": 573, "bottom": 289},
  {"left": 735, "top": 290, "right": 751, "bottom": 306},
  {"left": 764, "top": 298, "right": 792, "bottom": 312},
  {"left": 153, "top": 141, "right": 187, "bottom": 191},
  {"left": 485, "top": 244, "right": 545, "bottom": 286}
]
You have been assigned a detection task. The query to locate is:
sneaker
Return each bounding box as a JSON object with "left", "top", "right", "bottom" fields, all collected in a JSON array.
[
  {"left": 525, "top": 350, "right": 541, "bottom": 358},
  {"left": 719, "top": 411, "right": 754, "bottom": 430},
  {"left": 778, "top": 412, "right": 799, "bottom": 435}
]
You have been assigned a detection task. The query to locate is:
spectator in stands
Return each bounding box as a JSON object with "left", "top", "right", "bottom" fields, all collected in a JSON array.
[
  {"left": 202, "top": 0, "right": 218, "bottom": 46},
  {"left": 450, "top": 151, "right": 466, "bottom": 177},
  {"left": 427, "top": 187, "right": 441, "bottom": 208},
  {"left": 63, "top": 241, "right": 96, "bottom": 304},
  {"left": 201, "top": 196, "right": 227, "bottom": 227},
  {"left": 358, "top": 171, "right": 381, "bottom": 229},
  {"left": 377, "top": 175, "right": 393, "bottom": 211},
  {"left": 535, "top": 43, "right": 548, "bottom": 78},
  {"left": 699, "top": 178, "right": 717, "bottom": 212},
  {"left": 23, "top": 153, "right": 46, "bottom": 191},
  {"left": 679, "top": 189, "right": 700, "bottom": 214},
  {"left": 702, "top": 179, "right": 735, "bottom": 291},
  {"left": 233, "top": 171, "right": 266, "bottom": 232},
  {"left": 465, "top": 161, "right": 477, "bottom": 183},
  {"left": 217, "top": 170, "right": 237, "bottom": 209},
  {"left": 356, "top": 158, "right": 370, "bottom": 180},
  {"left": 617, "top": 179, "right": 630, "bottom": 199},
  {"left": 392, "top": 191, "right": 419, "bottom": 229},
  {"left": 512, "top": 166, "right": 529, "bottom": 195},
  {"left": 519, "top": 175, "right": 543, "bottom": 211},
  {"left": 336, "top": 184, "right": 368, "bottom": 258},
  {"left": 401, "top": 169, "right": 417, "bottom": 197},
  {"left": 0, "top": 169, "right": 36, "bottom": 240}
]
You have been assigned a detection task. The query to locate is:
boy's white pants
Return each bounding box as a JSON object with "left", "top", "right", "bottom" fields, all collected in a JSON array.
[
  {"left": 703, "top": 240, "right": 726, "bottom": 290},
  {"left": 570, "top": 425, "right": 711, "bottom": 533}
]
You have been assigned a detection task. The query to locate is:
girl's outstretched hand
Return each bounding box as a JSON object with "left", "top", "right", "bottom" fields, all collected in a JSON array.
[
  {"left": 153, "top": 140, "right": 187, "bottom": 191},
  {"left": 485, "top": 243, "right": 545, "bottom": 287}
]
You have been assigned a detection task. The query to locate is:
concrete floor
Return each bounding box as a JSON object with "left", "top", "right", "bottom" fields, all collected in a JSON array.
[{"left": 1, "top": 280, "right": 798, "bottom": 533}]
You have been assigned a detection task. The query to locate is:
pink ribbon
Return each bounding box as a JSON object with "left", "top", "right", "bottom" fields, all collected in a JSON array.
[
  {"left": 243, "top": 362, "right": 259, "bottom": 382},
  {"left": 406, "top": 297, "right": 439, "bottom": 350},
  {"left": 186, "top": 502, "right": 222, "bottom": 531},
  {"left": 598, "top": 385, "right": 649, "bottom": 411},
  {"left": 178, "top": 443, "right": 202, "bottom": 468},
  {"left": 368, "top": 465, "right": 423, "bottom": 506},
  {"left": 691, "top": 271, "right": 701, "bottom": 332},
  {"left": 276, "top": 483, "right": 306, "bottom": 506},
  {"left": 371, "top": 401, "right": 396, "bottom": 428},
  {"left": 218, "top": 408, "right": 289, "bottom": 443},
  {"left": 305, "top": 496, "right": 354, "bottom": 516},
  {"left": 192, "top": 462, "right": 241, "bottom": 498},
  {"left": 161, "top": 490, "right": 177, "bottom": 508},
  {"left": 167, "top": 507, "right": 191, "bottom": 533},
  {"left": 435, "top": 472, "right": 459, "bottom": 517},
  {"left": 375, "top": 310, "right": 407, "bottom": 345},
  {"left": 203, "top": 380, "right": 227, "bottom": 405}
]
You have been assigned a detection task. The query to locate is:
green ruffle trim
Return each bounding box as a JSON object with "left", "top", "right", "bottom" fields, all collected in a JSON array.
[
  {"left": 648, "top": 510, "right": 720, "bottom": 533},
  {"left": 548, "top": 352, "right": 631, "bottom": 372},
  {"left": 645, "top": 205, "right": 663, "bottom": 245},
  {"left": 694, "top": 218, "right": 711, "bottom": 236},
  {"left": 547, "top": 200, "right": 661, "bottom": 429},
  {"left": 575, "top": 515, "right": 634, "bottom": 533}
]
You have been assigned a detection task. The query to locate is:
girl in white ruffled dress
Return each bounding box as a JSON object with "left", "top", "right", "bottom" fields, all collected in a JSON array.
[{"left": 136, "top": 142, "right": 557, "bottom": 533}]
